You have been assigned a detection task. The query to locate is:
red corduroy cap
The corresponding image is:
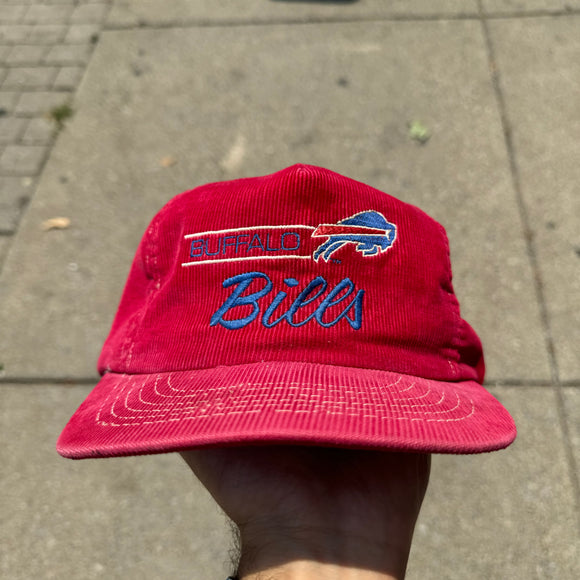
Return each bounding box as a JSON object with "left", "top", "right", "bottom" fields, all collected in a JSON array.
[{"left": 57, "top": 164, "right": 516, "bottom": 458}]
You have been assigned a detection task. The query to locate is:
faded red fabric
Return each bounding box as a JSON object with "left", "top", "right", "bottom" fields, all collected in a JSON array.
[{"left": 57, "top": 164, "right": 516, "bottom": 458}]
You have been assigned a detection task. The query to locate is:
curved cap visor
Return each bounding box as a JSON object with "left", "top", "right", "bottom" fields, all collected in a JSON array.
[{"left": 57, "top": 362, "right": 516, "bottom": 458}]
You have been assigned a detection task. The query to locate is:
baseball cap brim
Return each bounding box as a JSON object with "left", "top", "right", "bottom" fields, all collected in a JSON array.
[{"left": 57, "top": 361, "right": 516, "bottom": 458}]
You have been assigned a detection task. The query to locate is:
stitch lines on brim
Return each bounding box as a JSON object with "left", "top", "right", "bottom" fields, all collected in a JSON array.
[{"left": 56, "top": 362, "right": 516, "bottom": 458}]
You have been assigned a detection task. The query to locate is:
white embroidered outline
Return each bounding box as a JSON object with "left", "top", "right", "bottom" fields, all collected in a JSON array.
[
  {"left": 96, "top": 373, "right": 477, "bottom": 427},
  {"left": 182, "top": 254, "right": 312, "bottom": 267}
]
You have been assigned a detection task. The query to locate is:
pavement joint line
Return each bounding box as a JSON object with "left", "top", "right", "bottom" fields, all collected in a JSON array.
[
  {"left": 477, "top": 0, "right": 580, "bottom": 533},
  {"left": 484, "top": 9, "right": 580, "bottom": 19},
  {"left": 489, "top": 380, "right": 572, "bottom": 387},
  {"left": 102, "top": 10, "right": 580, "bottom": 32},
  {"left": 103, "top": 15, "right": 483, "bottom": 32},
  {"left": 0, "top": 377, "right": 98, "bottom": 385},
  {"left": 0, "top": 87, "right": 73, "bottom": 93},
  {"left": 0, "top": 63, "right": 90, "bottom": 69}
]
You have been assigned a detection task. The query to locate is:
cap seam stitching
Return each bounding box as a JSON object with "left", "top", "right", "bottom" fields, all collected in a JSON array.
[{"left": 102, "top": 360, "right": 480, "bottom": 384}]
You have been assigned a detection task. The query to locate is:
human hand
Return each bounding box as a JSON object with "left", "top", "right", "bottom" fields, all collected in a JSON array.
[{"left": 181, "top": 446, "right": 430, "bottom": 580}]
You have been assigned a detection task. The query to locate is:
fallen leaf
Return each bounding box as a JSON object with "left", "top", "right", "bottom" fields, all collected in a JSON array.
[
  {"left": 160, "top": 156, "right": 177, "bottom": 168},
  {"left": 42, "top": 217, "right": 71, "bottom": 231},
  {"left": 408, "top": 120, "right": 431, "bottom": 144}
]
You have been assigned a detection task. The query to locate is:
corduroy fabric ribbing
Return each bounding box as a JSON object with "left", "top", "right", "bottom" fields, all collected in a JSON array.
[{"left": 57, "top": 164, "right": 515, "bottom": 459}]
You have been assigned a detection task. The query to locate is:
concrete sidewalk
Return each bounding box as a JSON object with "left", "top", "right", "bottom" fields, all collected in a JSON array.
[{"left": 1, "top": 1, "right": 579, "bottom": 578}]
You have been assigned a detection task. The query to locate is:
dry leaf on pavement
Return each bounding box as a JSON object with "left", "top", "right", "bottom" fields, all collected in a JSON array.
[
  {"left": 160, "top": 156, "right": 177, "bottom": 168},
  {"left": 42, "top": 217, "right": 71, "bottom": 231}
]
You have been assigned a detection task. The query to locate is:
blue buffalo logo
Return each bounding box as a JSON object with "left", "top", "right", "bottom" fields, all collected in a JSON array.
[{"left": 312, "top": 211, "right": 397, "bottom": 262}]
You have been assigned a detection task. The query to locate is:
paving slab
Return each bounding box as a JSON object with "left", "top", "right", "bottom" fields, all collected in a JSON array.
[
  {"left": 22, "top": 116, "right": 57, "bottom": 145},
  {"left": 15, "top": 90, "right": 70, "bottom": 116},
  {"left": 70, "top": 2, "right": 110, "bottom": 25},
  {"left": 489, "top": 17, "right": 580, "bottom": 382},
  {"left": 0, "top": 116, "right": 27, "bottom": 144},
  {"left": 4, "top": 43, "right": 47, "bottom": 65},
  {"left": 0, "top": 383, "right": 231, "bottom": 580},
  {"left": 0, "top": 21, "right": 549, "bottom": 382},
  {"left": 27, "top": 24, "right": 68, "bottom": 44},
  {"left": 1, "top": 384, "right": 577, "bottom": 579},
  {"left": 107, "top": 0, "right": 479, "bottom": 27},
  {"left": 23, "top": 4, "right": 75, "bottom": 25},
  {"left": 408, "top": 386, "right": 580, "bottom": 580},
  {"left": 0, "top": 90, "right": 20, "bottom": 114},
  {"left": 3, "top": 65, "right": 59, "bottom": 89},
  {"left": 0, "top": 175, "right": 33, "bottom": 232},
  {"left": 0, "top": 5, "right": 27, "bottom": 24},
  {"left": 53, "top": 65, "right": 85, "bottom": 90},
  {"left": 482, "top": 0, "right": 580, "bottom": 13},
  {"left": 0, "top": 144, "right": 47, "bottom": 175}
]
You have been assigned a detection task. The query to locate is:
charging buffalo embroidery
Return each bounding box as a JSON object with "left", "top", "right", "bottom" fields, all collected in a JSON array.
[{"left": 312, "top": 211, "right": 396, "bottom": 262}]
